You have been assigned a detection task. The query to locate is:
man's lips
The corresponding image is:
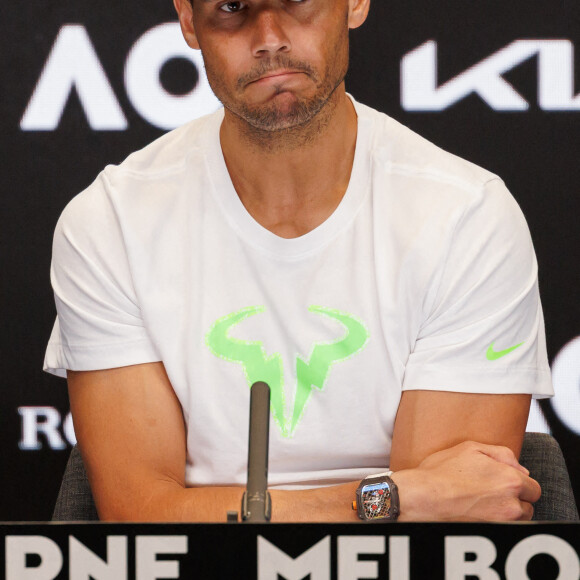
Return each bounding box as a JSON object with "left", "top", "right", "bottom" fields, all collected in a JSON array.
[{"left": 249, "top": 70, "right": 305, "bottom": 85}]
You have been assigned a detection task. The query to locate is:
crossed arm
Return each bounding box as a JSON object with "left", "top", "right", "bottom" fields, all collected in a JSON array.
[{"left": 68, "top": 362, "right": 539, "bottom": 522}]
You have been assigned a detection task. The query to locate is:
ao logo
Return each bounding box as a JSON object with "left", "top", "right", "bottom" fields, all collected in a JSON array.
[
  {"left": 551, "top": 336, "right": 580, "bottom": 436},
  {"left": 401, "top": 39, "right": 580, "bottom": 111},
  {"left": 20, "top": 23, "right": 221, "bottom": 132},
  {"left": 525, "top": 335, "right": 580, "bottom": 436}
]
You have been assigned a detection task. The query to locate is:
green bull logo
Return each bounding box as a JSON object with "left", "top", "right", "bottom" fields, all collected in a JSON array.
[{"left": 206, "top": 306, "right": 369, "bottom": 437}]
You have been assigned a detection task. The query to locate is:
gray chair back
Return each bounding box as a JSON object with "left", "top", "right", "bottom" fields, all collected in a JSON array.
[
  {"left": 519, "top": 432, "right": 578, "bottom": 520},
  {"left": 52, "top": 445, "right": 98, "bottom": 521},
  {"left": 53, "top": 433, "right": 579, "bottom": 521}
]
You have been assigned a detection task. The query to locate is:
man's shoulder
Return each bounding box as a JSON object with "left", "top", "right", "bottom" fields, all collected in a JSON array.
[
  {"left": 355, "top": 100, "right": 498, "bottom": 195},
  {"left": 109, "top": 107, "right": 224, "bottom": 180},
  {"left": 58, "top": 109, "right": 224, "bottom": 230}
]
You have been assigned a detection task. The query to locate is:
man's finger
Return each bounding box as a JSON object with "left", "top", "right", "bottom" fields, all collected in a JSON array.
[
  {"left": 475, "top": 443, "right": 529, "bottom": 474},
  {"left": 517, "top": 501, "right": 535, "bottom": 521},
  {"left": 519, "top": 476, "right": 542, "bottom": 504}
]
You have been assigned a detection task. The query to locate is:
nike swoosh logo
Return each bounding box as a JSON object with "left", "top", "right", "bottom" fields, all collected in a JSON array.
[{"left": 486, "top": 341, "right": 525, "bottom": 361}]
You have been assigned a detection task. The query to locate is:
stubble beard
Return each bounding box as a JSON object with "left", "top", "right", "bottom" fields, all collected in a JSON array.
[{"left": 204, "top": 44, "right": 349, "bottom": 151}]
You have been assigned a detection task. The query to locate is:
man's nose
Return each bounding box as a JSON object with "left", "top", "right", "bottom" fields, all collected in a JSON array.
[{"left": 250, "top": 8, "right": 291, "bottom": 56}]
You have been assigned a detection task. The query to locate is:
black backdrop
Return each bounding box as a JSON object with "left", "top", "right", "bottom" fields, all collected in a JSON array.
[{"left": 1, "top": 0, "right": 579, "bottom": 521}]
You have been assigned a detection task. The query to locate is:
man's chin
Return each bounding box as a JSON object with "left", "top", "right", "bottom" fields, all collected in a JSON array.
[
  {"left": 237, "top": 94, "right": 326, "bottom": 132},
  {"left": 243, "top": 111, "right": 312, "bottom": 133}
]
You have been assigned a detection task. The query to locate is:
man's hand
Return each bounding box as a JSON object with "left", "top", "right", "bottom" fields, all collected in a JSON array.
[
  {"left": 391, "top": 441, "right": 541, "bottom": 521},
  {"left": 388, "top": 389, "right": 536, "bottom": 521}
]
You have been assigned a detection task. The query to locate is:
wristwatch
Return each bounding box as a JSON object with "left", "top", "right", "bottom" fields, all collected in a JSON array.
[{"left": 353, "top": 471, "right": 400, "bottom": 521}]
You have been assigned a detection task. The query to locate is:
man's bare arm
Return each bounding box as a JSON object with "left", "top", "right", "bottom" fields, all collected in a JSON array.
[
  {"left": 67, "top": 363, "right": 359, "bottom": 522},
  {"left": 69, "top": 365, "right": 539, "bottom": 522},
  {"left": 389, "top": 390, "right": 540, "bottom": 521}
]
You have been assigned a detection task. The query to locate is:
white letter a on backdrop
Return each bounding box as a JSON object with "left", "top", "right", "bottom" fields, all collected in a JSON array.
[{"left": 21, "top": 25, "right": 127, "bottom": 131}]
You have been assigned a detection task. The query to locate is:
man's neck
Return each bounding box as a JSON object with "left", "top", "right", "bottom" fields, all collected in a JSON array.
[{"left": 219, "top": 87, "right": 358, "bottom": 239}]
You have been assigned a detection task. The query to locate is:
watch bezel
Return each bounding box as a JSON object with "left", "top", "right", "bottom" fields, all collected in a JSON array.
[{"left": 355, "top": 474, "right": 400, "bottom": 521}]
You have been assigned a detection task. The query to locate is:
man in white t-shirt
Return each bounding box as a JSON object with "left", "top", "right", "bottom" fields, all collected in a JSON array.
[{"left": 45, "top": 0, "right": 552, "bottom": 522}]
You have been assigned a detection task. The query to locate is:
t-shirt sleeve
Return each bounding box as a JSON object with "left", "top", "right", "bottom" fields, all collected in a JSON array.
[
  {"left": 402, "top": 178, "right": 553, "bottom": 398},
  {"left": 43, "top": 173, "right": 161, "bottom": 378}
]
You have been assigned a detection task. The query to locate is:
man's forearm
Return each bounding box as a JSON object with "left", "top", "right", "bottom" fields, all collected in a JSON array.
[
  {"left": 97, "top": 441, "right": 539, "bottom": 523},
  {"left": 98, "top": 481, "right": 360, "bottom": 523},
  {"left": 269, "top": 482, "right": 360, "bottom": 522}
]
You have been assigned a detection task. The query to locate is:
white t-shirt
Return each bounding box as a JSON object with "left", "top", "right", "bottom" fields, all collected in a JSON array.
[{"left": 44, "top": 99, "right": 553, "bottom": 489}]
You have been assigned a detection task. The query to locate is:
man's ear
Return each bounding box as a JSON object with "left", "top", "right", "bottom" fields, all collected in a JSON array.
[
  {"left": 173, "top": 0, "right": 200, "bottom": 50},
  {"left": 348, "top": 0, "right": 371, "bottom": 30}
]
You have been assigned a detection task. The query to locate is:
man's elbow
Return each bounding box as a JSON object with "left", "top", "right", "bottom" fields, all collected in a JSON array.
[{"left": 94, "top": 478, "right": 186, "bottom": 522}]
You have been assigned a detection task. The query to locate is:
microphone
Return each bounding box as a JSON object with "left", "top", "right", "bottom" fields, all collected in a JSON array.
[{"left": 241, "top": 381, "right": 272, "bottom": 522}]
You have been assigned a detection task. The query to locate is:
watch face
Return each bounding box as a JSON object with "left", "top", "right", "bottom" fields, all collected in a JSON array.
[{"left": 360, "top": 482, "right": 392, "bottom": 519}]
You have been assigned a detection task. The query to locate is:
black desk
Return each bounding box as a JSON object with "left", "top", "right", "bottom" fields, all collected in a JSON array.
[{"left": 2, "top": 522, "right": 579, "bottom": 579}]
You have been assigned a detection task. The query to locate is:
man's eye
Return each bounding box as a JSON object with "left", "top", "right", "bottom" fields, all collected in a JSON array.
[{"left": 219, "top": 1, "right": 245, "bottom": 12}]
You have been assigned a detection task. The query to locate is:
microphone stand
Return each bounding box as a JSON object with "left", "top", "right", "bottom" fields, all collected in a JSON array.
[{"left": 228, "top": 381, "right": 272, "bottom": 523}]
